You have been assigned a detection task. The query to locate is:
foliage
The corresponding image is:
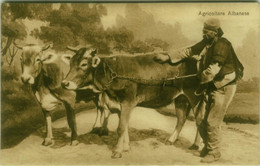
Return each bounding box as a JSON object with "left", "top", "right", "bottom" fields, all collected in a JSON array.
[
  {"left": 30, "top": 3, "right": 180, "bottom": 54},
  {"left": 7, "top": 3, "right": 52, "bottom": 20},
  {"left": 1, "top": 3, "right": 52, "bottom": 63},
  {"left": 128, "top": 40, "right": 154, "bottom": 54},
  {"left": 145, "top": 38, "right": 169, "bottom": 51},
  {"left": 1, "top": 3, "right": 53, "bottom": 39},
  {"left": 1, "top": 65, "right": 36, "bottom": 115},
  {"left": 106, "top": 26, "right": 134, "bottom": 52},
  {"left": 31, "top": 4, "right": 110, "bottom": 53},
  {"left": 1, "top": 20, "right": 27, "bottom": 39},
  {"left": 1, "top": 65, "right": 20, "bottom": 81},
  {"left": 1, "top": 3, "right": 27, "bottom": 57}
]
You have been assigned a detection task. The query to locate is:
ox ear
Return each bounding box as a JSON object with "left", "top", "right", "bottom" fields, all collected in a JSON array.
[
  {"left": 66, "top": 46, "right": 78, "bottom": 53},
  {"left": 61, "top": 54, "right": 74, "bottom": 65},
  {"left": 41, "top": 53, "right": 57, "bottom": 64},
  {"left": 90, "top": 48, "right": 97, "bottom": 57},
  {"left": 92, "top": 56, "right": 100, "bottom": 68}
]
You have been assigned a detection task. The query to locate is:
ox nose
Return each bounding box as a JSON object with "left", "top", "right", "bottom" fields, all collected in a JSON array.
[
  {"left": 61, "top": 80, "right": 70, "bottom": 88},
  {"left": 21, "top": 75, "right": 34, "bottom": 84}
]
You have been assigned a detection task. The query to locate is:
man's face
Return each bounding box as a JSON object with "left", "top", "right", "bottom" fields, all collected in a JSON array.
[{"left": 203, "top": 28, "right": 217, "bottom": 43}]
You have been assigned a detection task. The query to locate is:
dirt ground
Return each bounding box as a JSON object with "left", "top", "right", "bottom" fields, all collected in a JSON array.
[{"left": 0, "top": 107, "right": 259, "bottom": 165}]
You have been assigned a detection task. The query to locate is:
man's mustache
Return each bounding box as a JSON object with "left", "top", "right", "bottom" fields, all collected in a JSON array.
[{"left": 203, "top": 35, "right": 214, "bottom": 43}]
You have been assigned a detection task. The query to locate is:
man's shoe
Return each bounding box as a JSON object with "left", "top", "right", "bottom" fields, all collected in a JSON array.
[
  {"left": 200, "top": 146, "right": 208, "bottom": 157},
  {"left": 200, "top": 152, "right": 221, "bottom": 163}
]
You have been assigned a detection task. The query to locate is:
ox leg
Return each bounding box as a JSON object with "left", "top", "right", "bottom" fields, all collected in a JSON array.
[
  {"left": 63, "top": 102, "right": 78, "bottom": 146},
  {"left": 42, "top": 110, "right": 54, "bottom": 146},
  {"left": 167, "top": 95, "right": 190, "bottom": 145},
  {"left": 189, "top": 130, "right": 202, "bottom": 150},
  {"left": 91, "top": 97, "right": 103, "bottom": 133},
  {"left": 91, "top": 106, "right": 103, "bottom": 134},
  {"left": 100, "top": 108, "right": 110, "bottom": 136},
  {"left": 123, "top": 124, "right": 130, "bottom": 152},
  {"left": 92, "top": 94, "right": 111, "bottom": 136},
  {"left": 189, "top": 99, "right": 205, "bottom": 150},
  {"left": 91, "top": 107, "right": 110, "bottom": 136},
  {"left": 112, "top": 102, "right": 133, "bottom": 158}
]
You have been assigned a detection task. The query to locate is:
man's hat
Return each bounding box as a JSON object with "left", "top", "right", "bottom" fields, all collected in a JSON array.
[{"left": 204, "top": 18, "right": 224, "bottom": 37}]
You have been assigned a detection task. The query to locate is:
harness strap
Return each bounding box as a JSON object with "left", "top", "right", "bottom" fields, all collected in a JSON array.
[{"left": 99, "top": 62, "right": 197, "bottom": 91}]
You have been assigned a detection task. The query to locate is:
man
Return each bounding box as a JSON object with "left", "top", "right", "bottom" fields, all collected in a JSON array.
[{"left": 155, "top": 18, "right": 244, "bottom": 163}]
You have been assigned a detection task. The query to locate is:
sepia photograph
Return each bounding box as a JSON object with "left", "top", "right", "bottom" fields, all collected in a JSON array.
[{"left": 1, "top": 2, "right": 259, "bottom": 165}]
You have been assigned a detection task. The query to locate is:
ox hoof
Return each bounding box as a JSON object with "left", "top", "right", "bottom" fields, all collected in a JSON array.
[
  {"left": 71, "top": 140, "right": 79, "bottom": 146},
  {"left": 123, "top": 149, "right": 130, "bottom": 152},
  {"left": 91, "top": 127, "right": 109, "bottom": 136},
  {"left": 111, "top": 152, "right": 122, "bottom": 159},
  {"left": 90, "top": 127, "right": 100, "bottom": 134},
  {"left": 42, "top": 138, "right": 54, "bottom": 146},
  {"left": 100, "top": 128, "right": 109, "bottom": 136},
  {"left": 123, "top": 146, "right": 131, "bottom": 152},
  {"left": 189, "top": 144, "right": 199, "bottom": 150}
]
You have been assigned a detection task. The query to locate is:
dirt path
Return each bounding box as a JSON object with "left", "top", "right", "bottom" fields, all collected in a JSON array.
[{"left": 1, "top": 107, "right": 259, "bottom": 165}]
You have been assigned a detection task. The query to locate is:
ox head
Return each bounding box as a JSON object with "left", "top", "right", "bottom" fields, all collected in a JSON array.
[
  {"left": 61, "top": 47, "right": 99, "bottom": 90},
  {"left": 14, "top": 42, "right": 54, "bottom": 84}
]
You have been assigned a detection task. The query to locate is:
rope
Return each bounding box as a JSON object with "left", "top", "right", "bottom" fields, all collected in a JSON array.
[{"left": 103, "top": 62, "right": 197, "bottom": 89}]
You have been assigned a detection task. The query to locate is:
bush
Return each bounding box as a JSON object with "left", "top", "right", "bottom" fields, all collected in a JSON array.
[{"left": 1, "top": 65, "right": 41, "bottom": 148}]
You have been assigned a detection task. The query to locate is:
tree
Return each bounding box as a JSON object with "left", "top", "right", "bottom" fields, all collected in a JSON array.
[
  {"left": 1, "top": 20, "right": 27, "bottom": 56},
  {"left": 6, "top": 3, "right": 51, "bottom": 21},
  {"left": 1, "top": 3, "right": 27, "bottom": 57},
  {"left": 129, "top": 40, "right": 153, "bottom": 54},
  {"left": 106, "top": 26, "right": 134, "bottom": 52},
  {"left": 145, "top": 38, "right": 169, "bottom": 51},
  {"left": 32, "top": 3, "right": 110, "bottom": 53},
  {"left": 1, "top": 3, "right": 53, "bottom": 65}
]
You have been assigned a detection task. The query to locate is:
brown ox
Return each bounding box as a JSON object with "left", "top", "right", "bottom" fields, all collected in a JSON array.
[
  {"left": 14, "top": 43, "right": 105, "bottom": 146},
  {"left": 62, "top": 48, "right": 205, "bottom": 158}
]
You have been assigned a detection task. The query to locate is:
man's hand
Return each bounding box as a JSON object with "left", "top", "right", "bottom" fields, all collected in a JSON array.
[
  {"left": 200, "top": 63, "right": 221, "bottom": 84},
  {"left": 154, "top": 53, "right": 170, "bottom": 64},
  {"left": 200, "top": 70, "right": 215, "bottom": 84},
  {"left": 191, "top": 55, "right": 201, "bottom": 61}
]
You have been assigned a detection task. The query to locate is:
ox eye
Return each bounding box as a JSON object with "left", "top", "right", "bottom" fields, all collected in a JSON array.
[
  {"left": 81, "top": 63, "right": 88, "bottom": 67},
  {"left": 35, "top": 57, "right": 41, "bottom": 62},
  {"left": 80, "top": 59, "right": 89, "bottom": 70}
]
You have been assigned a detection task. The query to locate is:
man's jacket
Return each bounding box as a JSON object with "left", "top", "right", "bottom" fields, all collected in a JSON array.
[{"left": 190, "top": 37, "right": 244, "bottom": 82}]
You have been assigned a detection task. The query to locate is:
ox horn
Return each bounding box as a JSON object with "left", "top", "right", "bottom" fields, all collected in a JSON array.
[
  {"left": 66, "top": 46, "right": 78, "bottom": 53},
  {"left": 42, "top": 44, "right": 51, "bottom": 51},
  {"left": 13, "top": 41, "right": 23, "bottom": 49}
]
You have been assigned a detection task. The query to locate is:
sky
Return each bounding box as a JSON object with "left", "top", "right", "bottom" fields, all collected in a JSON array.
[{"left": 101, "top": 3, "right": 259, "bottom": 48}]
